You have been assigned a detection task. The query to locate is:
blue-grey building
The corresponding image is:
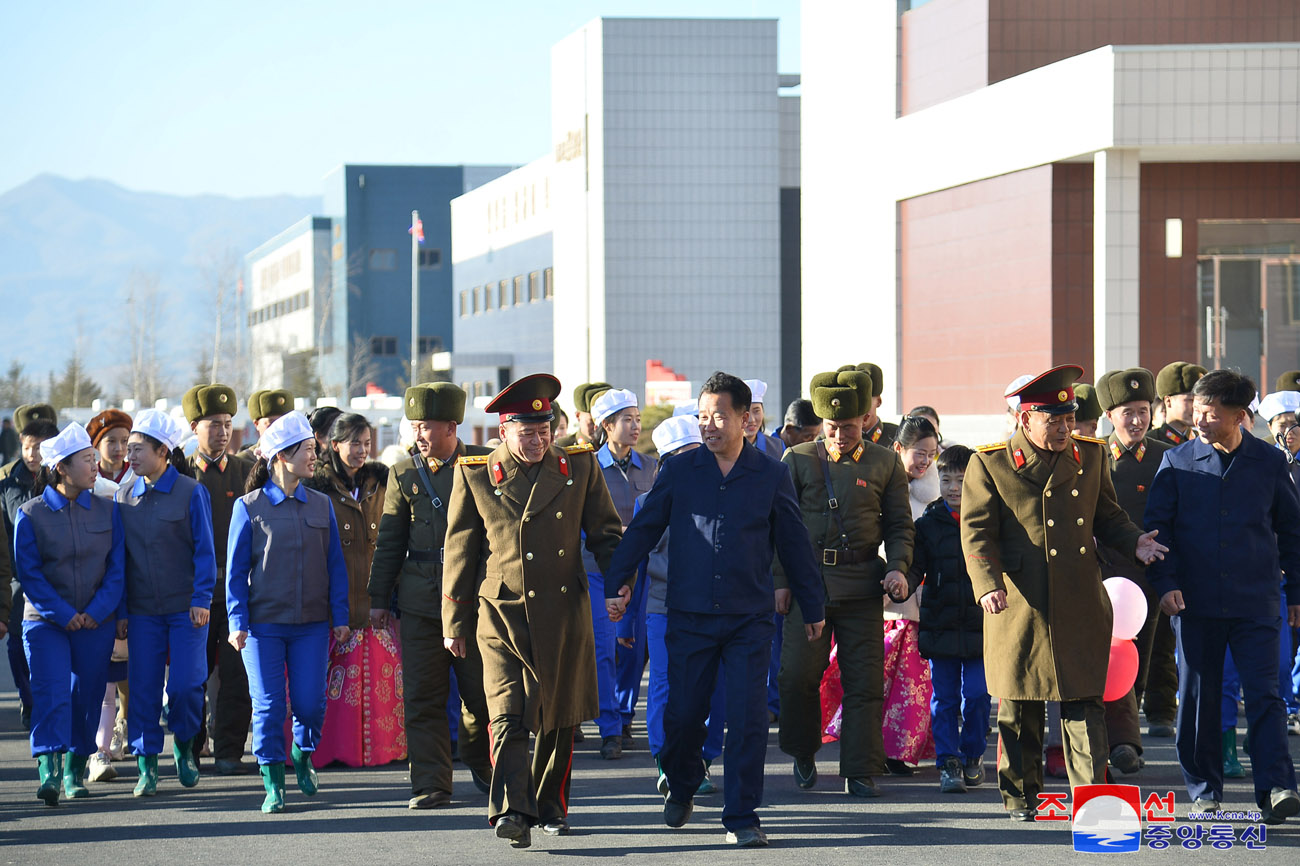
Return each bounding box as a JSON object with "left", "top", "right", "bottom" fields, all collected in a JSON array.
[{"left": 248, "top": 164, "right": 512, "bottom": 398}]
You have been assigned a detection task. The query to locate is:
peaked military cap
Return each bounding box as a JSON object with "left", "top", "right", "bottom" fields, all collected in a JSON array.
[
  {"left": 488, "top": 373, "right": 561, "bottom": 423},
  {"left": 248, "top": 389, "right": 293, "bottom": 421},
  {"left": 1008, "top": 365, "right": 1083, "bottom": 415},
  {"left": 1072, "top": 383, "right": 1103, "bottom": 422},
  {"left": 1096, "top": 368, "right": 1156, "bottom": 411},
  {"left": 837, "top": 363, "right": 883, "bottom": 402},
  {"left": 183, "top": 384, "right": 238, "bottom": 423},
  {"left": 572, "top": 381, "right": 613, "bottom": 414},
  {"left": 14, "top": 403, "right": 57, "bottom": 430},
  {"left": 810, "top": 370, "right": 873, "bottom": 420},
  {"left": 405, "top": 382, "right": 467, "bottom": 423},
  {"left": 1155, "top": 362, "right": 1206, "bottom": 399},
  {"left": 1274, "top": 370, "right": 1300, "bottom": 393}
]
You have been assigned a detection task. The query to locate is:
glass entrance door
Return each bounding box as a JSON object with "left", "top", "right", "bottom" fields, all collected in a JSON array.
[{"left": 1198, "top": 255, "right": 1300, "bottom": 389}]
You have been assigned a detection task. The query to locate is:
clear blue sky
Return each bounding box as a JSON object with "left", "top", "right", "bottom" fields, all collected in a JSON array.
[{"left": 1, "top": 1, "right": 800, "bottom": 199}]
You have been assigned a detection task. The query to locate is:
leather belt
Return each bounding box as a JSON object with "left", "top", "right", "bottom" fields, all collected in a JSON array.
[
  {"left": 409, "top": 548, "right": 444, "bottom": 563},
  {"left": 822, "top": 548, "right": 872, "bottom": 566}
]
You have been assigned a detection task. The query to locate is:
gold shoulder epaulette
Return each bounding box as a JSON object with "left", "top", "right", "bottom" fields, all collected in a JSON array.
[
  {"left": 564, "top": 443, "right": 595, "bottom": 454},
  {"left": 976, "top": 441, "right": 1006, "bottom": 453},
  {"left": 458, "top": 455, "right": 490, "bottom": 466},
  {"left": 1072, "top": 433, "right": 1107, "bottom": 445}
]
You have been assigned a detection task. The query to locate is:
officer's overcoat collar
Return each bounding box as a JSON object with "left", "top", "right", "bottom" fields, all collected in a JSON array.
[{"left": 489, "top": 442, "right": 569, "bottom": 513}]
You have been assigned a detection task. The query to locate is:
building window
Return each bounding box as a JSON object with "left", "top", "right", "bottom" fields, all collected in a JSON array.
[
  {"left": 418, "top": 248, "right": 442, "bottom": 269},
  {"left": 543, "top": 268, "right": 554, "bottom": 299},
  {"left": 511, "top": 275, "right": 523, "bottom": 306},
  {"left": 528, "top": 272, "right": 539, "bottom": 302},
  {"left": 485, "top": 281, "right": 497, "bottom": 312},
  {"left": 369, "top": 248, "right": 397, "bottom": 270},
  {"left": 418, "top": 336, "right": 442, "bottom": 355},
  {"left": 473, "top": 286, "right": 482, "bottom": 314},
  {"left": 370, "top": 336, "right": 398, "bottom": 356},
  {"left": 459, "top": 289, "right": 469, "bottom": 318},
  {"left": 332, "top": 241, "right": 343, "bottom": 261}
]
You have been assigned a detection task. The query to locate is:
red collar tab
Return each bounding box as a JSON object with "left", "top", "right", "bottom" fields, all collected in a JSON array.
[
  {"left": 492, "top": 462, "right": 505, "bottom": 484},
  {"left": 870, "top": 426, "right": 882, "bottom": 443},
  {"left": 1135, "top": 442, "right": 1146, "bottom": 463},
  {"left": 558, "top": 454, "right": 569, "bottom": 477},
  {"left": 1013, "top": 448, "right": 1026, "bottom": 469},
  {"left": 1071, "top": 441, "right": 1081, "bottom": 464}
]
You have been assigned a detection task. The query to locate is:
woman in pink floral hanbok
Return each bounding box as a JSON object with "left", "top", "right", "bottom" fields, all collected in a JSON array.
[{"left": 306, "top": 413, "right": 405, "bottom": 767}]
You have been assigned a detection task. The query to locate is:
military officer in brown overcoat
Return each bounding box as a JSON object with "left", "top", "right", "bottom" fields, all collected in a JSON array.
[
  {"left": 961, "top": 366, "right": 1167, "bottom": 820},
  {"left": 1095, "top": 368, "right": 1172, "bottom": 773},
  {"left": 442, "top": 374, "right": 623, "bottom": 849},
  {"left": 368, "top": 383, "right": 493, "bottom": 808}
]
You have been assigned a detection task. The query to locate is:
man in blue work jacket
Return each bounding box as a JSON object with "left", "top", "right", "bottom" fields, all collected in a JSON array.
[
  {"left": 606, "top": 372, "right": 825, "bottom": 848},
  {"left": 1144, "top": 369, "right": 1300, "bottom": 823}
]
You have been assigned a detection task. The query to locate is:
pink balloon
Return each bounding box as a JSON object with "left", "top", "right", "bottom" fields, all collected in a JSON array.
[
  {"left": 1104, "top": 576, "right": 1148, "bottom": 640},
  {"left": 1104, "top": 637, "right": 1139, "bottom": 702}
]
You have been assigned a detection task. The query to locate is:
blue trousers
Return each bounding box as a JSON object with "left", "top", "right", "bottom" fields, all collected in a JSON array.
[
  {"left": 127, "top": 611, "right": 208, "bottom": 755},
  {"left": 447, "top": 667, "right": 461, "bottom": 747},
  {"left": 646, "top": 612, "right": 725, "bottom": 759},
  {"left": 1222, "top": 597, "right": 1296, "bottom": 727},
  {"left": 928, "top": 657, "right": 990, "bottom": 765},
  {"left": 8, "top": 588, "right": 32, "bottom": 710},
  {"left": 23, "top": 619, "right": 115, "bottom": 757},
  {"left": 1174, "top": 615, "right": 1298, "bottom": 809},
  {"left": 586, "top": 572, "right": 620, "bottom": 738},
  {"left": 615, "top": 606, "right": 647, "bottom": 727},
  {"left": 663, "top": 610, "right": 773, "bottom": 832},
  {"left": 767, "top": 611, "right": 783, "bottom": 716},
  {"left": 241, "top": 622, "right": 329, "bottom": 765}
]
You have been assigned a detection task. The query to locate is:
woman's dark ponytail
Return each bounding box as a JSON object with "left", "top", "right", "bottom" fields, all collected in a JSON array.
[{"left": 245, "top": 458, "right": 270, "bottom": 494}]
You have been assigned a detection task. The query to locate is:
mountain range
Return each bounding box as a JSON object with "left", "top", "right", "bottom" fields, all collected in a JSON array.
[{"left": 0, "top": 174, "right": 319, "bottom": 400}]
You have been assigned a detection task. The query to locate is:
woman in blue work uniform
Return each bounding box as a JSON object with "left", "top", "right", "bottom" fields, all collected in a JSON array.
[
  {"left": 13, "top": 422, "right": 125, "bottom": 806},
  {"left": 116, "top": 409, "right": 217, "bottom": 796},
  {"left": 227, "top": 411, "right": 350, "bottom": 813},
  {"left": 588, "top": 388, "right": 657, "bottom": 757}
]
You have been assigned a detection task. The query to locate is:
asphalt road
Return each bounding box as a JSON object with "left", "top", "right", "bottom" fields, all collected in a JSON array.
[{"left": 0, "top": 659, "right": 1296, "bottom": 864}]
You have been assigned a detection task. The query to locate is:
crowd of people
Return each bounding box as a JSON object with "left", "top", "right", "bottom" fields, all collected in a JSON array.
[{"left": 2, "top": 358, "right": 1299, "bottom": 849}]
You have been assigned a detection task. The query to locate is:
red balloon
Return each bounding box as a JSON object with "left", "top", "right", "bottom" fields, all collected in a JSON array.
[{"left": 1104, "top": 637, "right": 1139, "bottom": 702}]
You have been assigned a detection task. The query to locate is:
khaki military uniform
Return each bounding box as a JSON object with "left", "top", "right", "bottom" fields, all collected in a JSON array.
[
  {"left": 775, "top": 439, "right": 914, "bottom": 778},
  {"left": 442, "top": 442, "right": 622, "bottom": 826},
  {"left": 189, "top": 450, "right": 255, "bottom": 762},
  {"left": 368, "top": 442, "right": 493, "bottom": 798},
  {"left": 962, "top": 428, "right": 1143, "bottom": 810},
  {"left": 1099, "top": 434, "right": 1172, "bottom": 751}
]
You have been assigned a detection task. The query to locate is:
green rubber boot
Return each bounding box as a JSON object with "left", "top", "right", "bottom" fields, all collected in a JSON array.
[
  {"left": 291, "top": 743, "right": 318, "bottom": 796},
  {"left": 36, "top": 753, "right": 62, "bottom": 806},
  {"left": 63, "top": 752, "right": 90, "bottom": 798},
  {"left": 134, "top": 754, "right": 159, "bottom": 797},
  {"left": 260, "top": 763, "right": 286, "bottom": 813},
  {"left": 1222, "top": 729, "right": 1246, "bottom": 779},
  {"left": 173, "top": 736, "right": 200, "bottom": 788}
]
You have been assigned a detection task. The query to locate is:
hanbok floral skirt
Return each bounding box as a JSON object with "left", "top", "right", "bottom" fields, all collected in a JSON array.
[
  {"left": 881, "top": 619, "right": 934, "bottom": 764},
  {"left": 311, "top": 623, "right": 407, "bottom": 768}
]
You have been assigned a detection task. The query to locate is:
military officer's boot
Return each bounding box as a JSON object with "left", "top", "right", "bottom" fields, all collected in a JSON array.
[
  {"left": 36, "top": 753, "right": 62, "bottom": 806},
  {"left": 260, "top": 763, "right": 286, "bottom": 813},
  {"left": 62, "top": 752, "right": 90, "bottom": 798},
  {"left": 134, "top": 755, "right": 159, "bottom": 797},
  {"left": 173, "top": 736, "right": 201, "bottom": 788}
]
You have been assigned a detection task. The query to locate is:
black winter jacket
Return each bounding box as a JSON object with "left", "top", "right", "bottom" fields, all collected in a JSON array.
[{"left": 910, "top": 498, "right": 983, "bottom": 660}]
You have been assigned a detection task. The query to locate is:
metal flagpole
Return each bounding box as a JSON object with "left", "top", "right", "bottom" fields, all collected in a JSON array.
[{"left": 410, "top": 209, "right": 420, "bottom": 387}]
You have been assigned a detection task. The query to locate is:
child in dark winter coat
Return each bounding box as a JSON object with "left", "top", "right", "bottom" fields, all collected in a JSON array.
[{"left": 910, "top": 445, "right": 990, "bottom": 794}]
